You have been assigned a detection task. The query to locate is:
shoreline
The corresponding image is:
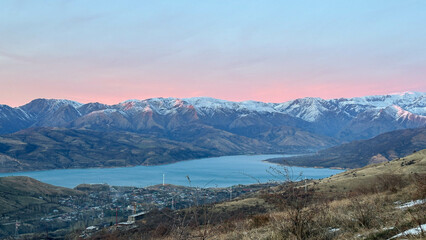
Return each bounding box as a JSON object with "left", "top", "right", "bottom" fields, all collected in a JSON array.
[
  {"left": 262, "top": 157, "right": 350, "bottom": 171},
  {"left": 0, "top": 152, "right": 306, "bottom": 174}
]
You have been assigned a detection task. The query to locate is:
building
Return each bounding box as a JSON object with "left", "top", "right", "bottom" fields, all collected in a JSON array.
[{"left": 127, "top": 212, "right": 146, "bottom": 223}]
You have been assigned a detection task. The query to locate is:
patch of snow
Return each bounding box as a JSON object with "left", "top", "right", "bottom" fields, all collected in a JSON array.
[
  {"left": 383, "top": 227, "right": 394, "bottom": 230},
  {"left": 396, "top": 199, "right": 426, "bottom": 209},
  {"left": 54, "top": 99, "right": 83, "bottom": 108},
  {"left": 86, "top": 226, "right": 97, "bottom": 230},
  {"left": 388, "top": 224, "right": 426, "bottom": 239},
  {"left": 88, "top": 109, "right": 128, "bottom": 117},
  {"left": 143, "top": 106, "right": 153, "bottom": 112}
]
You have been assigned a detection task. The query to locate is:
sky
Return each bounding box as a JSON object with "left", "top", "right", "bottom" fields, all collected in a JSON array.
[{"left": 0, "top": 0, "right": 425, "bottom": 106}]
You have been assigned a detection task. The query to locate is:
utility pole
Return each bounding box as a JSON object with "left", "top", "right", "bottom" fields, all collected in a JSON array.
[
  {"left": 15, "top": 220, "right": 20, "bottom": 238},
  {"left": 171, "top": 197, "right": 175, "bottom": 210},
  {"left": 133, "top": 202, "right": 136, "bottom": 214},
  {"left": 304, "top": 177, "right": 307, "bottom": 193},
  {"left": 115, "top": 207, "right": 118, "bottom": 226},
  {"left": 163, "top": 173, "right": 165, "bottom": 186}
]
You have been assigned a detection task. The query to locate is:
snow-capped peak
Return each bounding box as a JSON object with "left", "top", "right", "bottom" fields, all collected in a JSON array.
[
  {"left": 110, "top": 92, "right": 425, "bottom": 122},
  {"left": 388, "top": 91, "right": 423, "bottom": 97},
  {"left": 19, "top": 98, "right": 83, "bottom": 116}
]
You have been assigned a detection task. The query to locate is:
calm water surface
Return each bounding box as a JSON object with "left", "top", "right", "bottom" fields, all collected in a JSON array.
[{"left": 0, "top": 155, "right": 344, "bottom": 188}]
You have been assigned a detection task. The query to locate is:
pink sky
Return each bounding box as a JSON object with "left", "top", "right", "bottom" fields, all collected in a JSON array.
[{"left": 1, "top": 1, "right": 425, "bottom": 106}]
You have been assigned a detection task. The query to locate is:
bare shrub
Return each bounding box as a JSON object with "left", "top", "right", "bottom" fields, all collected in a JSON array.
[
  {"left": 264, "top": 183, "right": 337, "bottom": 240},
  {"left": 250, "top": 214, "right": 270, "bottom": 228},
  {"left": 351, "top": 174, "right": 407, "bottom": 196},
  {"left": 347, "top": 197, "right": 380, "bottom": 230},
  {"left": 375, "top": 173, "right": 407, "bottom": 193},
  {"left": 411, "top": 173, "right": 426, "bottom": 199}
]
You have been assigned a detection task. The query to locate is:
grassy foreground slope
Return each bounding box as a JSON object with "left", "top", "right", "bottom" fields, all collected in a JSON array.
[
  {"left": 314, "top": 148, "right": 426, "bottom": 192},
  {"left": 92, "top": 150, "right": 426, "bottom": 240}
]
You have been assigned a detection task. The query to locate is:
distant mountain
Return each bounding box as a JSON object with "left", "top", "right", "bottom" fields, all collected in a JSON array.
[
  {"left": 0, "top": 92, "right": 424, "bottom": 141},
  {"left": 267, "top": 127, "right": 426, "bottom": 169},
  {"left": 337, "top": 104, "right": 426, "bottom": 140},
  {"left": 0, "top": 104, "right": 32, "bottom": 133}
]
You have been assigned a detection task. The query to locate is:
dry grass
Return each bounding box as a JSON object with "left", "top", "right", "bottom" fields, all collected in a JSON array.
[
  {"left": 213, "top": 198, "right": 267, "bottom": 212},
  {"left": 200, "top": 188, "right": 425, "bottom": 240},
  {"left": 312, "top": 149, "right": 426, "bottom": 194}
]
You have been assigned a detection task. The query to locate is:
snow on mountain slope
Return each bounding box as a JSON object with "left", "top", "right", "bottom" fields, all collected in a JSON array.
[
  {"left": 0, "top": 105, "right": 33, "bottom": 134},
  {"left": 21, "top": 98, "right": 83, "bottom": 117},
  {"left": 275, "top": 98, "right": 335, "bottom": 122},
  {"left": 384, "top": 105, "right": 426, "bottom": 124},
  {"left": 0, "top": 92, "right": 423, "bottom": 135},
  {"left": 180, "top": 92, "right": 424, "bottom": 122},
  {"left": 77, "top": 102, "right": 108, "bottom": 115},
  {"left": 40, "top": 92, "right": 419, "bottom": 122},
  {"left": 336, "top": 92, "right": 425, "bottom": 114},
  {"left": 118, "top": 98, "right": 192, "bottom": 115},
  {"left": 183, "top": 97, "right": 277, "bottom": 116},
  {"left": 273, "top": 92, "right": 425, "bottom": 122}
]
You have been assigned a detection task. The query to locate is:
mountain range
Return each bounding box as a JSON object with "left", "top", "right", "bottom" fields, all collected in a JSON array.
[
  {"left": 0, "top": 92, "right": 425, "bottom": 171},
  {"left": 1, "top": 92, "right": 425, "bottom": 138}
]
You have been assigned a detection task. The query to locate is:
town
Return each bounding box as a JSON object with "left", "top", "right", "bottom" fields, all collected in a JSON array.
[{"left": 0, "top": 182, "right": 278, "bottom": 238}]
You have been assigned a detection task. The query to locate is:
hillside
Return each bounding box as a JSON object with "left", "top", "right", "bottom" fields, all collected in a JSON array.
[
  {"left": 0, "top": 176, "right": 84, "bottom": 215},
  {"left": 312, "top": 148, "right": 426, "bottom": 192},
  {"left": 0, "top": 127, "right": 280, "bottom": 172},
  {"left": 267, "top": 127, "right": 426, "bottom": 168}
]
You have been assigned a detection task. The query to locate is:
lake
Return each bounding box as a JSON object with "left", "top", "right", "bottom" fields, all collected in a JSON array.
[{"left": 0, "top": 155, "right": 344, "bottom": 188}]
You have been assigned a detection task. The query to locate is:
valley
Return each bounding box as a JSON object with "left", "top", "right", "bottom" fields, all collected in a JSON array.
[
  {"left": 1, "top": 149, "right": 424, "bottom": 239},
  {"left": 2, "top": 2, "right": 425, "bottom": 239},
  {"left": 0, "top": 92, "right": 424, "bottom": 172}
]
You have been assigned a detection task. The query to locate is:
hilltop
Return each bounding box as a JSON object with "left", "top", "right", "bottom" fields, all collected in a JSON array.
[{"left": 0, "top": 176, "right": 84, "bottom": 215}]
